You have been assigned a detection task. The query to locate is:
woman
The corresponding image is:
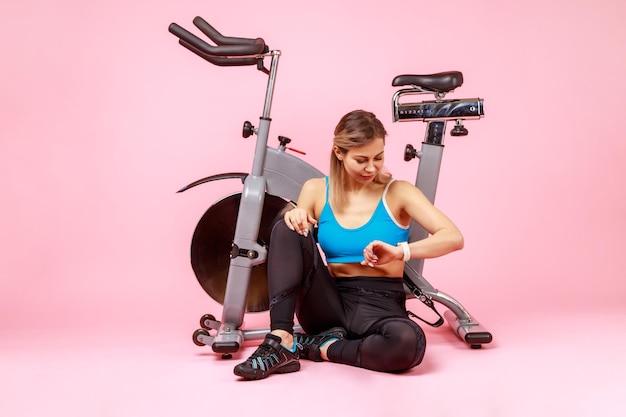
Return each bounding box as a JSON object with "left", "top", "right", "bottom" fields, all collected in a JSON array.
[{"left": 234, "top": 110, "right": 464, "bottom": 380}]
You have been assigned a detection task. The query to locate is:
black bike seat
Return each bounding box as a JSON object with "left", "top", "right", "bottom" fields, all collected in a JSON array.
[{"left": 392, "top": 71, "right": 463, "bottom": 93}]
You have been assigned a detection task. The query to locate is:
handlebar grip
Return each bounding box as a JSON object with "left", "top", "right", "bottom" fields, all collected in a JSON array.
[
  {"left": 179, "top": 40, "right": 258, "bottom": 67},
  {"left": 192, "top": 16, "right": 266, "bottom": 50},
  {"left": 168, "top": 22, "right": 266, "bottom": 56}
]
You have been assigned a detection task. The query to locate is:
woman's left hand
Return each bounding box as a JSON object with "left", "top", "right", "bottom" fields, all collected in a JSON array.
[{"left": 360, "top": 240, "right": 403, "bottom": 267}]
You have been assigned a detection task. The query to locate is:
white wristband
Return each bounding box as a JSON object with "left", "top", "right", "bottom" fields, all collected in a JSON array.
[{"left": 397, "top": 242, "right": 410, "bottom": 262}]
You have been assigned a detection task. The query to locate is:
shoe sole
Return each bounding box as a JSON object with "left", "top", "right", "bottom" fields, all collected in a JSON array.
[{"left": 234, "top": 361, "right": 301, "bottom": 380}]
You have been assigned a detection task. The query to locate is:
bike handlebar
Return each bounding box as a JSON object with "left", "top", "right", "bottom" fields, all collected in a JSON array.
[
  {"left": 168, "top": 16, "right": 268, "bottom": 65},
  {"left": 191, "top": 16, "right": 260, "bottom": 47},
  {"left": 179, "top": 40, "right": 260, "bottom": 67}
]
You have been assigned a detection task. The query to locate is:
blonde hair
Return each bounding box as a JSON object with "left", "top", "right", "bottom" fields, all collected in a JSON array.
[{"left": 329, "top": 110, "right": 389, "bottom": 209}]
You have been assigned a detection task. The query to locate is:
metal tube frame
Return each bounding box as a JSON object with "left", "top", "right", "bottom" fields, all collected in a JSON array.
[{"left": 398, "top": 96, "right": 492, "bottom": 348}]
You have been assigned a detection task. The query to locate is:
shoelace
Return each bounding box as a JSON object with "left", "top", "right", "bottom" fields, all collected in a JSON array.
[
  {"left": 247, "top": 343, "right": 281, "bottom": 371},
  {"left": 295, "top": 334, "right": 315, "bottom": 347}
]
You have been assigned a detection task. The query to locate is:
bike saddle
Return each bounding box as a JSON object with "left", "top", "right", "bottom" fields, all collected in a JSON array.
[{"left": 392, "top": 71, "right": 463, "bottom": 93}]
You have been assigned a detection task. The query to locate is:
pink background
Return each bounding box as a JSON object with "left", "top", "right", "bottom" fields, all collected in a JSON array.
[{"left": 1, "top": 1, "right": 625, "bottom": 416}]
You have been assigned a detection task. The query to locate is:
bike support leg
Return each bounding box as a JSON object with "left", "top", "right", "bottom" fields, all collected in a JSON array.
[
  {"left": 212, "top": 174, "right": 268, "bottom": 354},
  {"left": 405, "top": 121, "right": 493, "bottom": 347},
  {"left": 209, "top": 53, "right": 282, "bottom": 356},
  {"left": 212, "top": 118, "right": 274, "bottom": 354}
]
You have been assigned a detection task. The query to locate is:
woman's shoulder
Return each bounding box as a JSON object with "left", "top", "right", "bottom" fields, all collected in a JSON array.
[
  {"left": 303, "top": 176, "right": 326, "bottom": 188},
  {"left": 387, "top": 177, "right": 413, "bottom": 190},
  {"left": 301, "top": 176, "right": 327, "bottom": 196},
  {"left": 299, "top": 177, "right": 327, "bottom": 214},
  {"left": 386, "top": 178, "right": 424, "bottom": 200}
]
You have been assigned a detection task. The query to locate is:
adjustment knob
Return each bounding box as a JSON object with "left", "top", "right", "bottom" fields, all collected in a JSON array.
[
  {"left": 451, "top": 121, "right": 468, "bottom": 136},
  {"left": 404, "top": 144, "right": 420, "bottom": 161},
  {"left": 242, "top": 121, "right": 255, "bottom": 138}
]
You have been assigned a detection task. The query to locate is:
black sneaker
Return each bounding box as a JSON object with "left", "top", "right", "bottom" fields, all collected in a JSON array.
[
  {"left": 233, "top": 334, "right": 300, "bottom": 380},
  {"left": 295, "top": 327, "right": 347, "bottom": 361}
]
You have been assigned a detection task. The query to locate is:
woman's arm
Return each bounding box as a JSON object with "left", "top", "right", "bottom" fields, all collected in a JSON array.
[
  {"left": 398, "top": 180, "right": 464, "bottom": 258},
  {"left": 362, "top": 180, "right": 463, "bottom": 267},
  {"left": 283, "top": 177, "right": 324, "bottom": 237}
]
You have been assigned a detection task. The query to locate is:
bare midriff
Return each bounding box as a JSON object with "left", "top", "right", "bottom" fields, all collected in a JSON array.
[{"left": 328, "top": 260, "right": 405, "bottom": 279}]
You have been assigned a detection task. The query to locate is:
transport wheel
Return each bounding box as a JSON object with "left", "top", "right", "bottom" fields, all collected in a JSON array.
[
  {"left": 199, "top": 314, "right": 217, "bottom": 330},
  {"left": 192, "top": 328, "right": 210, "bottom": 346}
]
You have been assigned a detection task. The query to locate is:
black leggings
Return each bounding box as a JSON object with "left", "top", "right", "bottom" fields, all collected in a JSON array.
[{"left": 268, "top": 220, "right": 426, "bottom": 372}]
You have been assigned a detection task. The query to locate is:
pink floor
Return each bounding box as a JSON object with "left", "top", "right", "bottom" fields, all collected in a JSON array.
[{"left": 2, "top": 305, "right": 624, "bottom": 417}]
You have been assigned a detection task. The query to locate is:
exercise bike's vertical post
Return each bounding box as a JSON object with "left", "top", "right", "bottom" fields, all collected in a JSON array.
[
  {"left": 251, "top": 50, "right": 281, "bottom": 177},
  {"left": 404, "top": 119, "right": 475, "bottom": 320},
  {"left": 214, "top": 51, "right": 281, "bottom": 354},
  {"left": 404, "top": 119, "right": 475, "bottom": 326},
  {"left": 399, "top": 108, "right": 492, "bottom": 347},
  {"left": 405, "top": 121, "right": 446, "bottom": 284}
]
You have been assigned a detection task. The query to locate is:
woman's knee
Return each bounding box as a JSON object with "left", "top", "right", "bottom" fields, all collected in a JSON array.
[
  {"left": 370, "top": 319, "right": 426, "bottom": 371},
  {"left": 395, "top": 320, "right": 426, "bottom": 369},
  {"left": 269, "top": 219, "right": 317, "bottom": 257},
  {"left": 269, "top": 220, "right": 301, "bottom": 255},
  {"left": 270, "top": 219, "right": 292, "bottom": 240}
]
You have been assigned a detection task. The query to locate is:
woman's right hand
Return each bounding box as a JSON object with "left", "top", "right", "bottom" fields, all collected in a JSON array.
[{"left": 284, "top": 208, "right": 317, "bottom": 237}]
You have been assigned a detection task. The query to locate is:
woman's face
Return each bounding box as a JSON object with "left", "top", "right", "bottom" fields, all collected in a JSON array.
[{"left": 336, "top": 137, "right": 385, "bottom": 184}]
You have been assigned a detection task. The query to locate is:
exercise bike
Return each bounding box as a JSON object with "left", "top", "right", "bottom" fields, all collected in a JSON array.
[{"left": 168, "top": 16, "right": 493, "bottom": 358}]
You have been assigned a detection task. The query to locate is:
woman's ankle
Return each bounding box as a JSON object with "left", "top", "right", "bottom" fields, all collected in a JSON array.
[
  {"left": 271, "top": 329, "right": 294, "bottom": 350},
  {"left": 319, "top": 339, "right": 338, "bottom": 361}
]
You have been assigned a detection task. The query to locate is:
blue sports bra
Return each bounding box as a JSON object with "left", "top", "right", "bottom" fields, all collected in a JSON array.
[{"left": 317, "top": 177, "right": 410, "bottom": 263}]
